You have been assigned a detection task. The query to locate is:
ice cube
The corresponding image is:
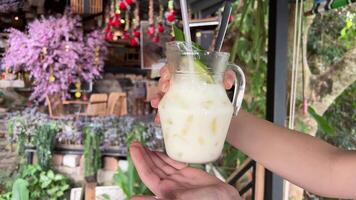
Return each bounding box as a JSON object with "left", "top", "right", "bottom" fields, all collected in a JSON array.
[
  {"left": 181, "top": 115, "right": 193, "bottom": 135},
  {"left": 210, "top": 118, "right": 217, "bottom": 134},
  {"left": 198, "top": 136, "right": 205, "bottom": 145}
]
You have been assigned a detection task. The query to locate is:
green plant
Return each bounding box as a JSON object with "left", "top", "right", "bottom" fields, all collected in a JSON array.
[
  {"left": 113, "top": 123, "right": 151, "bottom": 199},
  {"left": 229, "top": 0, "right": 268, "bottom": 118},
  {"left": 308, "top": 106, "right": 335, "bottom": 136},
  {"left": 16, "top": 164, "right": 70, "bottom": 200},
  {"left": 98, "top": 194, "right": 111, "bottom": 200},
  {"left": 314, "top": 82, "right": 356, "bottom": 150},
  {"left": 214, "top": 143, "right": 247, "bottom": 178},
  {"left": 0, "top": 192, "right": 12, "bottom": 200},
  {"left": 32, "top": 123, "right": 58, "bottom": 170},
  {"left": 83, "top": 125, "right": 103, "bottom": 179},
  {"left": 0, "top": 170, "right": 17, "bottom": 195},
  {"left": 11, "top": 179, "right": 28, "bottom": 200},
  {"left": 7, "top": 117, "right": 27, "bottom": 157},
  {"left": 340, "top": 12, "right": 356, "bottom": 48},
  {"left": 0, "top": 165, "right": 70, "bottom": 200}
]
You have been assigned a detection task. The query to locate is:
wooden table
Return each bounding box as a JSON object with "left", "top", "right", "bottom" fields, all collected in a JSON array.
[
  {"left": 62, "top": 100, "right": 89, "bottom": 105},
  {"left": 63, "top": 100, "right": 89, "bottom": 113}
]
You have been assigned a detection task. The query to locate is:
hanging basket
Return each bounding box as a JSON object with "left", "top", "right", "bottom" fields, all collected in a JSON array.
[{"left": 70, "top": 0, "right": 103, "bottom": 14}]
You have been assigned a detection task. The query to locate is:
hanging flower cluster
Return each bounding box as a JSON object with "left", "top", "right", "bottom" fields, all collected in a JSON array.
[
  {"left": 146, "top": 22, "right": 165, "bottom": 44},
  {"left": 2, "top": 13, "right": 106, "bottom": 102},
  {"left": 165, "top": 0, "right": 176, "bottom": 23},
  {"left": 104, "top": 0, "right": 140, "bottom": 47},
  {"left": 118, "top": 0, "right": 135, "bottom": 10},
  {"left": 145, "top": 0, "right": 160, "bottom": 44}
]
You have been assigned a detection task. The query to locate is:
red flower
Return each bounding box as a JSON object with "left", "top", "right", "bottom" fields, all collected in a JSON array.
[
  {"left": 130, "top": 37, "right": 139, "bottom": 46},
  {"left": 166, "top": 12, "right": 175, "bottom": 22},
  {"left": 152, "top": 35, "right": 160, "bottom": 43},
  {"left": 104, "top": 25, "right": 111, "bottom": 33},
  {"left": 147, "top": 25, "right": 155, "bottom": 36},
  {"left": 123, "top": 32, "right": 130, "bottom": 40},
  {"left": 109, "top": 16, "right": 115, "bottom": 26},
  {"left": 133, "top": 29, "right": 140, "bottom": 37},
  {"left": 119, "top": 1, "right": 127, "bottom": 10},
  {"left": 158, "top": 23, "right": 164, "bottom": 33},
  {"left": 126, "top": 0, "right": 135, "bottom": 5},
  {"left": 109, "top": 16, "right": 121, "bottom": 27},
  {"left": 105, "top": 31, "right": 114, "bottom": 41}
]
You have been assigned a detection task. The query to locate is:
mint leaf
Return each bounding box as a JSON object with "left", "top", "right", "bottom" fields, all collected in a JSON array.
[{"left": 173, "top": 25, "right": 185, "bottom": 41}]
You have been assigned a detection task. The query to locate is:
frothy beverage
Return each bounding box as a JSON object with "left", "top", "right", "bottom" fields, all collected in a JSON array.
[
  {"left": 160, "top": 41, "right": 245, "bottom": 163},
  {"left": 158, "top": 77, "right": 234, "bottom": 163}
]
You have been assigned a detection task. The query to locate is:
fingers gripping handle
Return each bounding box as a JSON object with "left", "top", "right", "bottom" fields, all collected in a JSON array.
[{"left": 228, "top": 64, "right": 246, "bottom": 116}]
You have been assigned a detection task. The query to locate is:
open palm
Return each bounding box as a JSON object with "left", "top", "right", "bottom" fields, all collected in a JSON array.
[{"left": 130, "top": 142, "right": 240, "bottom": 200}]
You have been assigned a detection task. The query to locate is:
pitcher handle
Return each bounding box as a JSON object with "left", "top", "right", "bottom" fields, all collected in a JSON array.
[{"left": 227, "top": 64, "right": 246, "bottom": 116}]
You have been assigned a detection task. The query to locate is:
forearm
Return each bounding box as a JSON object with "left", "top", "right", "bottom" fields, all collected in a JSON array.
[{"left": 226, "top": 110, "right": 356, "bottom": 198}]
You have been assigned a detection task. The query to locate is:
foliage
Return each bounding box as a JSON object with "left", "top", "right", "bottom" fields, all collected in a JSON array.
[
  {"left": 2, "top": 11, "right": 106, "bottom": 102},
  {"left": 20, "top": 165, "right": 70, "bottom": 200},
  {"left": 307, "top": 8, "right": 356, "bottom": 73},
  {"left": 7, "top": 117, "right": 27, "bottom": 157},
  {"left": 339, "top": 11, "right": 356, "bottom": 48},
  {"left": 0, "top": 165, "right": 71, "bottom": 200},
  {"left": 229, "top": 0, "right": 268, "bottom": 117},
  {"left": 113, "top": 157, "right": 149, "bottom": 199},
  {"left": 83, "top": 125, "right": 103, "bottom": 178},
  {"left": 211, "top": 0, "right": 268, "bottom": 178},
  {"left": 0, "top": 170, "right": 17, "bottom": 195},
  {"left": 113, "top": 123, "right": 151, "bottom": 199},
  {"left": 11, "top": 179, "right": 28, "bottom": 200},
  {"left": 217, "top": 143, "right": 247, "bottom": 178},
  {"left": 99, "top": 194, "right": 111, "bottom": 200},
  {"left": 308, "top": 106, "right": 335, "bottom": 136},
  {"left": 172, "top": 25, "right": 204, "bottom": 50},
  {"left": 125, "top": 123, "right": 146, "bottom": 145},
  {"left": 173, "top": 25, "right": 185, "bottom": 42},
  {"left": 316, "top": 82, "right": 356, "bottom": 150},
  {"left": 0, "top": 192, "right": 12, "bottom": 200},
  {"left": 32, "top": 122, "right": 58, "bottom": 170},
  {"left": 7, "top": 108, "right": 163, "bottom": 151}
]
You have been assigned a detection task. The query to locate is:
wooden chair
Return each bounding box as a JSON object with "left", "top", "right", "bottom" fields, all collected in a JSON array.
[
  {"left": 80, "top": 93, "right": 108, "bottom": 116},
  {"left": 106, "top": 92, "right": 127, "bottom": 116},
  {"left": 46, "top": 93, "right": 65, "bottom": 119},
  {"left": 144, "top": 80, "right": 159, "bottom": 115}
]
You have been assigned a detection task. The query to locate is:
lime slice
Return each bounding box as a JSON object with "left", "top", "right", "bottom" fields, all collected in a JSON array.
[
  {"left": 194, "top": 59, "right": 214, "bottom": 83},
  {"left": 180, "top": 57, "right": 214, "bottom": 83}
]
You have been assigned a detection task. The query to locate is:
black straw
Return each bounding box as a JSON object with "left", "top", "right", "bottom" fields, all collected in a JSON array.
[{"left": 214, "top": 0, "right": 233, "bottom": 52}]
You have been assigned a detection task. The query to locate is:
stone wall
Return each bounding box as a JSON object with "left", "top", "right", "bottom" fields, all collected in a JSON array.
[{"left": 50, "top": 154, "right": 126, "bottom": 186}]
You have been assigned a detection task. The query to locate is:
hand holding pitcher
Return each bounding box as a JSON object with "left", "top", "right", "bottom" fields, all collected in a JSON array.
[{"left": 157, "top": 42, "right": 245, "bottom": 163}]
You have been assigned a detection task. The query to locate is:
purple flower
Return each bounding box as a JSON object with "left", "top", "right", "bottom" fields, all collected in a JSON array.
[{"left": 2, "top": 12, "right": 107, "bottom": 102}]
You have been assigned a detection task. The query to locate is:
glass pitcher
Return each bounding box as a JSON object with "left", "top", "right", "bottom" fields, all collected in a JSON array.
[{"left": 158, "top": 42, "right": 245, "bottom": 163}]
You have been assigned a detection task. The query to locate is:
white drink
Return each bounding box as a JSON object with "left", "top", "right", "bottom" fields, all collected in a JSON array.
[{"left": 158, "top": 77, "right": 233, "bottom": 163}]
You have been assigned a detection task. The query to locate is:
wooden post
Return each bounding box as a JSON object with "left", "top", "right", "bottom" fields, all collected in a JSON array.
[
  {"left": 85, "top": 182, "right": 96, "bottom": 200},
  {"left": 255, "top": 163, "right": 265, "bottom": 200}
]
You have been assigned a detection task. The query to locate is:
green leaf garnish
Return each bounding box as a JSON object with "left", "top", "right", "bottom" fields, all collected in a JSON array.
[
  {"left": 173, "top": 25, "right": 185, "bottom": 41},
  {"left": 172, "top": 25, "right": 214, "bottom": 83}
]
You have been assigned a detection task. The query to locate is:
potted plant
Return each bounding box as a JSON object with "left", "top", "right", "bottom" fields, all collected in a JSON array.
[{"left": 83, "top": 124, "right": 103, "bottom": 182}]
